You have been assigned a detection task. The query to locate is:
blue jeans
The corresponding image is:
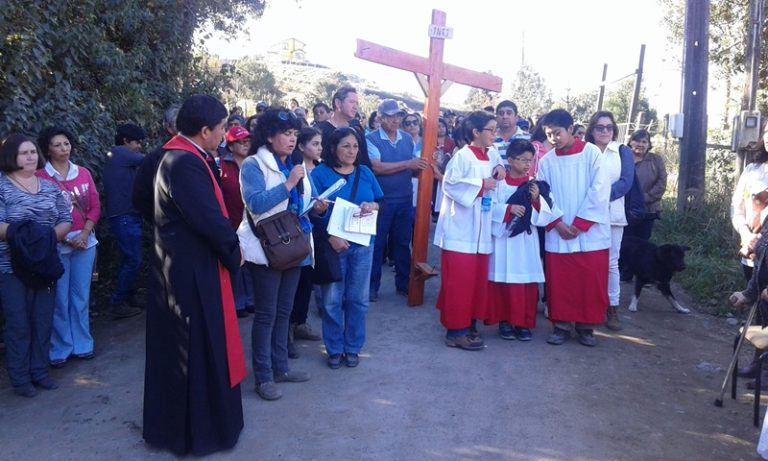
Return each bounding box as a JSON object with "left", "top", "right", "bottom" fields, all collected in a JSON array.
[
  {"left": 50, "top": 246, "right": 96, "bottom": 361},
  {"left": 371, "top": 199, "right": 413, "bottom": 294},
  {"left": 109, "top": 214, "right": 143, "bottom": 305},
  {"left": 321, "top": 244, "right": 373, "bottom": 356},
  {"left": 0, "top": 273, "right": 56, "bottom": 387},
  {"left": 247, "top": 263, "right": 301, "bottom": 384}
]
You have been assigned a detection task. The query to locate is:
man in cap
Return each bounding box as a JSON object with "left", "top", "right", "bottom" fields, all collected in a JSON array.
[{"left": 366, "top": 99, "right": 428, "bottom": 301}]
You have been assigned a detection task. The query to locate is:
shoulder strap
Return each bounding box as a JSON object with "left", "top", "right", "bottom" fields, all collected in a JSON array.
[{"left": 349, "top": 167, "right": 361, "bottom": 202}]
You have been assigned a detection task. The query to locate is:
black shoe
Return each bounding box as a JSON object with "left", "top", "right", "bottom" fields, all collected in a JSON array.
[
  {"left": 33, "top": 376, "right": 59, "bottom": 390},
  {"left": 396, "top": 288, "right": 408, "bottom": 297},
  {"left": 369, "top": 292, "right": 379, "bottom": 302},
  {"left": 738, "top": 361, "right": 761, "bottom": 379},
  {"left": 328, "top": 354, "right": 342, "bottom": 369},
  {"left": 576, "top": 328, "right": 597, "bottom": 347},
  {"left": 546, "top": 327, "right": 570, "bottom": 345},
  {"left": 14, "top": 384, "right": 37, "bottom": 398},
  {"left": 344, "top": 353, "right": 359, "bottom": 367},
  {"left": 236, "top": 310, "right": 249, "bottom": 318}
]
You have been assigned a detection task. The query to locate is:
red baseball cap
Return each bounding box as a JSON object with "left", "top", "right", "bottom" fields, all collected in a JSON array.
[{"left": 226, "top": 126, "right": 250, "bottom": 143}]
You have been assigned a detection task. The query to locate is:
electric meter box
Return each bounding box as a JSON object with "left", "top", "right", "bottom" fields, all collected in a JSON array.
[
  {"left": 668, "top": 113, "right": 684, "bottom": 138},
  {"left": 732, "top": 111, "right": 762, "bottom": 151}
]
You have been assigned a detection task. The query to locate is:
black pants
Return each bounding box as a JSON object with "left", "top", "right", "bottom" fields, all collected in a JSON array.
[{"left": 290, "top": 265, "right": 314, "bottom": 325}]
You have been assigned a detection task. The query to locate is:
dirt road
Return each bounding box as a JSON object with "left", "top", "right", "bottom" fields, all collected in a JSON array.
[{"left": 0, "top": 255, "right": 763, "bottom": 460}]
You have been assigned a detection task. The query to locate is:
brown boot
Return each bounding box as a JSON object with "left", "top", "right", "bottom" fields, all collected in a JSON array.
[{"left": 605, "top": 305, "right": 622, "bottom": 331}]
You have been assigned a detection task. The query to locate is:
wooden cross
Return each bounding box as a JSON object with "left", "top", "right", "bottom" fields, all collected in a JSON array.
[{"left": 355, "top": 9, "right": 503, "bottom": 306}]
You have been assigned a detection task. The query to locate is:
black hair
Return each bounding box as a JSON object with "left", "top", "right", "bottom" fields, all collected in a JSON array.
[
  {"left": 506, "top": 139, "right": 536, "bottom": 159},
  {"left": 0, "top": 134, "right": 45, "bottom": 172},
  {"left": 437, "top": 118, "right": 449, "bottom": 132},
  {"left": 629, "top": 129, "right": 653, "bottom": 152},
  {"left": 37, "top": 126, "right": 75, "bottom": 159},
  {"left": 367, "top": 111, "right": 378, "bottom": 130},
  {"left": 530, "top": 116, "right": 547, "bottom": 143},
  {"left": 747, "top": 119, "right": 768, "bottom": 164},
  {"left": 320, "top": 127, "right": 361, "bottom": 168},
  {"left": 585, "top": 111, "right": 618, "bottom": 144},
  {"left": 541, "top": 109, "right": 574, "bottom": 130},
  {"left": 114, "top": 123, "right": 147, "bottom": 146},
  {"left": 451, "top": 125, "right": 465, "bottom": 145},
  {"left": 496, "top": 100, "right": 518, "bottom": 114},
  {"left": 291, "top": 127, "right": 322, "bottom": 165},
  {"left": 250, "top": 107, "right": 302, "bottom": 153},
  {"left": 176, "top": 95, "right": 228, "bottom": 137},
  {"left": 245, "top": 115, "right": 259, "bottom": 133},
  {"left": 312, "top": 102, "right": 330, "bottom": 114},
  {"left": 462, "top": 111, "right": 495, "bottom": 144}
]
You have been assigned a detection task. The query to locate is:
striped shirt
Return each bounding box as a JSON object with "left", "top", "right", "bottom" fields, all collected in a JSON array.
[{"left": 0, "top": 175, "right": 72, "bottom": 273}]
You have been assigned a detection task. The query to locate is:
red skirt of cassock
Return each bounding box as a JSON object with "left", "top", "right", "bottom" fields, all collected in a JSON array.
[
  {"left": 436, "top": 250, "right": 489, "bottom": 329},
  {"left": 486, "top": 282, "right": 539, "bottom": 328},
  {"left": 545, "top": 249, "right": 609, "bottom": 324}
]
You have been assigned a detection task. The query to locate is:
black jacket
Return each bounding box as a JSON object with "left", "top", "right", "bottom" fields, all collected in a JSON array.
[
  {"left": 6, "top": 220, "right": 64, "bottom": 289},
  {"left": 505, "top": 180, "right": 552, "bottom": 237}
]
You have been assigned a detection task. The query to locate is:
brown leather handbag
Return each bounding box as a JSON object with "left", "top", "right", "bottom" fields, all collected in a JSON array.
[{"left": 247, "top": 210, "right": 311, "bottom": 271}]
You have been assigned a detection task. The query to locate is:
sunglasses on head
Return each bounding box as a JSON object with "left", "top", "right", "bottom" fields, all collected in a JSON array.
[{"left": 278, "top": 110, "right": 296, "bottom": 121}]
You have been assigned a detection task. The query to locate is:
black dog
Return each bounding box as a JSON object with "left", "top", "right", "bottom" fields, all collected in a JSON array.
[{"left": 619, "top": 236, "right": 690, "bottom": 313}]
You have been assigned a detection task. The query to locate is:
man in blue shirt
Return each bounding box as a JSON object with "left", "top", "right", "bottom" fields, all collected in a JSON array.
[
  {"left": 366, "top": 99, "right": 428, "bottom": 300},
  {"left": 103, "top": 123, "right": 146, "bottom": 318}
]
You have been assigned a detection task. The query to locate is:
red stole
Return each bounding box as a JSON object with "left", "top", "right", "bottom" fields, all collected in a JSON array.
[
  {"left": 163, "top": 135, "right": 246, "bottom": 388},
  {"left": 555, "top": 138, "right": 586, "bottom": 156},
  {"left": 468, "top": 145, "right": 490, "bottom": 161}
]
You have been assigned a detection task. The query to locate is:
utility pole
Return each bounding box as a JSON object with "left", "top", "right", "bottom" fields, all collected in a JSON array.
[
  {"left": 736, "top": 0, "right": 765, "bottom": 177},
  {"left": 677, "top": 0, "right": 710, "bottom": 212},
  {"left": 626, "top": 44, "right": 646, "bottom": 140}
]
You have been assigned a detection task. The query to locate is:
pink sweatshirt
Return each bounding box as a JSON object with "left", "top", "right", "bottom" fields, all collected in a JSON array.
[{"left": 37, "top": 162, "right": 101, "bottom": 232}]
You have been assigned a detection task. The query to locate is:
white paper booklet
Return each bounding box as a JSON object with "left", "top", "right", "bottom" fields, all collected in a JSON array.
[
  {"left": 327, "top": 197, "right": 371, "bottom": 246},
  {"left": 344, "top": 207, "right": 378, "bottom": 235}
]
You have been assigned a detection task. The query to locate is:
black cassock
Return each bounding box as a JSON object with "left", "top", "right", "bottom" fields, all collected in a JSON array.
[{"left": 143, "top": 140, "right": 244, "bottom": 456}]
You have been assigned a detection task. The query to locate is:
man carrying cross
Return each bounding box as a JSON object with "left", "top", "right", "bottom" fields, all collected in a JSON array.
[{"left": 366, "top": 99, "right": 428, "bottom": 301}]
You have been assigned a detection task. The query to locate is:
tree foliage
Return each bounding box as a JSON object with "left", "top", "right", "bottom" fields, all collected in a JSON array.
[
  {"left": 464, "top": 88, "right": 499, "bottom": 112},
  {"left": 0, "top": 0, "right": 266, "bottom": 176},
  {"left": 221, "top": 57, "right": 284, "bottom": 108},
  {"left": 561, "top": 91, "right": 598, "bottom": 124},
  {"left": 603, "top": 79, "right": 658, "bottom": 129},
  {"left": 507, "top": 65, "right": 554, "bottom": 119}
]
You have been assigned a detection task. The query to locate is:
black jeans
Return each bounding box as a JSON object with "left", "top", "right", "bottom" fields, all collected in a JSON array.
[{"left": 0, "top": 273, "right": 56, "bottom": 387}]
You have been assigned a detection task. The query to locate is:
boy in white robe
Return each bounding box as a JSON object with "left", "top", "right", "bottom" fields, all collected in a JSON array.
[{"left": 535, "top": 109, "right": 611, "bottom": 347}]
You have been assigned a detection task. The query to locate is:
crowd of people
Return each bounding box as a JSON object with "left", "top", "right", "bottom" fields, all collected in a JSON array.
[{"left": 0, "top": 87, "right": 671, "bottom": 456}]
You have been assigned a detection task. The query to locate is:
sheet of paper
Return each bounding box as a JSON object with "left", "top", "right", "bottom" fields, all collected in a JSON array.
[
  {"left": 327, "top": 197, "right": 371, "bottom": 246},
  {"left": 344, "top": 207, "right": 377, "bottom": 235}
]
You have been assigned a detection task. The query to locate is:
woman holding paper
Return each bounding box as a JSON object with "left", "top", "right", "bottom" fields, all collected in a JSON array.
[{"left": 310, "top": 127, "right": 383, "bottom": 369}]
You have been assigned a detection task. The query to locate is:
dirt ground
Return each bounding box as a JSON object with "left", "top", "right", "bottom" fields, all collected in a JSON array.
[{"left": 0, "top": 246, "right": 765, "bottom": 461}]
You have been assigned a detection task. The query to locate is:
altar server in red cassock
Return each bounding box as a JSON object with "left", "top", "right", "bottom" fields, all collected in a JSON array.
[
  {"left": 535, "top": 109, "right": 611, "bottom": 347},
  {"left": 434, "top": 111, "right": 505, "bottom": 351},
  {"left": 143, "top": 95, "right": 246, "bottom": 456},
  {"left": 487, "top": 139, "right": 560, "bottom": 342}
]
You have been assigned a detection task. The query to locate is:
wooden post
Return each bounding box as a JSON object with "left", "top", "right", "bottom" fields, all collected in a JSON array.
[
  {"left": 626, "top": 44, "right": 646, "bottom": 141},
  {"left": 677, "top": 0, "right": 709, "bottom": 212},
  {"left": 596, "top": 63, "right": 608, "bottom": 111},
  {"left": 736, "top": 0, "right": 764, "bottom": 178},
  {"left": 355, "top": 9, "right": 502, "bottom": 306}
]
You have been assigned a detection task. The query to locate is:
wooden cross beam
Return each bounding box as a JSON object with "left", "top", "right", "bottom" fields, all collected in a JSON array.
[{"left": 355, "top": 9, "right": 502, "bottom": 306}]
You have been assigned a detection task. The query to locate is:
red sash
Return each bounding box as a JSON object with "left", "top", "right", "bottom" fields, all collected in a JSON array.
[{"left": 163, "top": 135, "right": 247, "bottom": 388}]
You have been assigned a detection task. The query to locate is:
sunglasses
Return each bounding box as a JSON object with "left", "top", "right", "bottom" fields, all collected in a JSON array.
[
  {"left": 403, "top": 120, "right": 419, "bottom": 127},
  {"left": 593, "top": 125, "right": 614, "bottom": 133}
]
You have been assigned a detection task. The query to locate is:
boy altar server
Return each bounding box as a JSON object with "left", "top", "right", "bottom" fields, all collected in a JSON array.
[{"left": 536, "top": 109, "right": 611, "bottom": 347}]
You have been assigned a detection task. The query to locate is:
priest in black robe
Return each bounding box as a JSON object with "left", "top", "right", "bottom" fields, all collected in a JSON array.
[{"left": 143, "top": 94, "right": 246, "bottom": 456}]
